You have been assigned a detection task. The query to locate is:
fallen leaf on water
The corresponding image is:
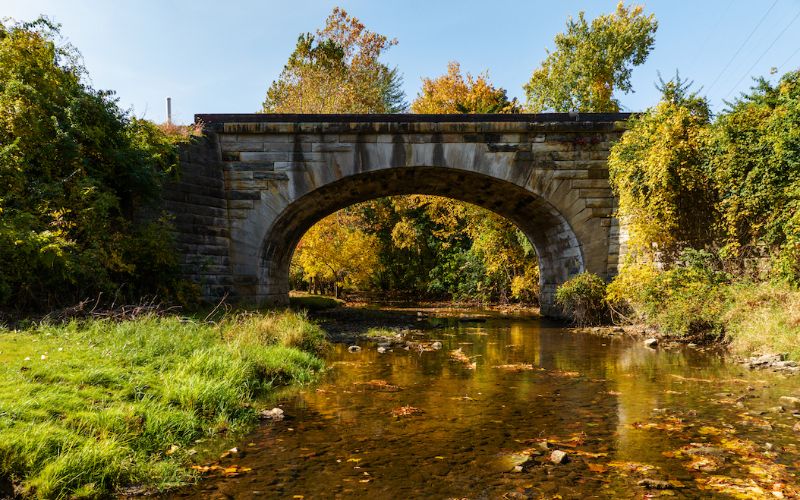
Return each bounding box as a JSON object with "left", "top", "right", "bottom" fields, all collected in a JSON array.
[
  {"left": 493, "top": 364, "right": 541, "bottom": 372},
  {"left": 588, "top": 463, "right": 608, "bottom": 473},
  {"left": 631, "top": 417, "right": 687, "bottom": 433},
  {"left": 391, "top": 405, "right": 424, "bottom": 417},
  {"left": 607, "top": 461, "right": 657, "bottom": 475},
  {"left": 696, "top": 476, "right": 766, "bottom": 498},
  {"left": 573, "top": 450, "right": 608, "bottom": 458},
  {"left": 450, "top": 348, "right": 477, "bottom": 369},
  {"left": 357, "top": 379, "right": 402, "bottom": 392},
  {"left": 222, "top": 465, "right": 252, "bottom": 477},
  {"left": 686, "top": 455, "right": 723, "bottom": 472},
  {"left": 698, "top": 426, "right": 729, "bottom": 436}
]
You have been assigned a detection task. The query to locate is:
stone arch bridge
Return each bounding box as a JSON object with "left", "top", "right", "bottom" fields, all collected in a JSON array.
[{"left": 164, "top": 114, "right": 629, "bottom": 316}]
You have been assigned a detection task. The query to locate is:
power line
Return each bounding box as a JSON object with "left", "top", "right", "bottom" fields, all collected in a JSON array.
[
  {"left": 706, "top": 0, "right": 778, "bottom": 94},
  {"left": 723, "top": 8, "right": 800, "bottom": 100},
  {"left": 778, "top": 45, "right": 800, "bottom": 72},
  {"left": 691, "top": 0, "right": 735, "bottom": 72}
]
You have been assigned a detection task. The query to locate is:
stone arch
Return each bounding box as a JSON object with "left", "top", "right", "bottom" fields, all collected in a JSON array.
[{"left": 259, "top": 166, "right": 584, "bottom": 316}]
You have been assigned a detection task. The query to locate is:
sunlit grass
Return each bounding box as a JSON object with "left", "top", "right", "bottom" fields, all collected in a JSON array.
[
  {"left": 288, "top": 292, "right": 344, "bottom": 311},
  {"left": 723, "top": 282, "right": 800, "bottom": 360},
  {"left": 0, "top": 311, "right": 326, "bottom": 498}
]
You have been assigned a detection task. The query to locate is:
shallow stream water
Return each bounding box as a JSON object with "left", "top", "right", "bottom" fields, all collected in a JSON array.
[{"left": 179, "top": 313, "right": 800, "bottom": 499}]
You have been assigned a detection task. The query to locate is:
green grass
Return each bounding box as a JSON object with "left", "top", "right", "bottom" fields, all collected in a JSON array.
[
  {"left": 723, "top": 282, "right": 800, "bottom": 359},
  {"left": 364, "top": 327, "right": 397, "bottom": 338},
  {"left": 0, "top": 311, "right": 326, "bottom": 498},
  {"left": 288, "top": 292, "right": 343, "bottom": 311}
]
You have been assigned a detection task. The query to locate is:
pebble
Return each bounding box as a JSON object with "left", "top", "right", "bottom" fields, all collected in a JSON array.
[
  {"left": 549, "top": 450, "right": 568, "bottom": 464},
  {"left": 779, "top": 396, "right": 800, "bottom": 408},
  {"left": 431, "top": 341, "right": 443, "bottom": 350},
  {"left": 348, "top": 345, "right": 361, "bottom": 353},
  {"left": 644, "top": 338, "right": 658, "bottom": 348},
  {"left": 377, "top": 346, "right": 387, "bottom": 354}
]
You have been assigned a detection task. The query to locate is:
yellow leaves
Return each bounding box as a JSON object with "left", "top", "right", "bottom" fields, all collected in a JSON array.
[
  {"left": 264, "top": 7, "right": 401, "bottom": 114},
  {"left": 190, "top": 464, "right": 252, "bottom": 477},
  {"left": 606, "top": 460, "right": 657, "bottom": 475},
  {"left": 492, "top": 363, "right": 542, "bottom": 372},
  {"left": 411, "top": 61, "right": 518, "bottom": 114},
  {"left": 292, "top": 211, "right": 380, "bottom": 291},
  {"left": 390, "top": 218, "right": 420, "bottom": 251},
  {"left": 587, "top": 463, "right": 608, "bottom": 473}
]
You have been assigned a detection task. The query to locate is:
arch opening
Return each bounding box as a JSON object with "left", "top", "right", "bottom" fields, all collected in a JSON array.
[{"left": 258, "top": 167, "right": 586, "bottom": 316}]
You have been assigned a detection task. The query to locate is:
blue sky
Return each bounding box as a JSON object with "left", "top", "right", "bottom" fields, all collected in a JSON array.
[{"left": 4, "top": 0, "right": 800, "bottom": 124}]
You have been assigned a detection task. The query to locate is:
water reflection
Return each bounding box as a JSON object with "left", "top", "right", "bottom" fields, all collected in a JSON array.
[{"left": 180, "top": 316, "right": 800, "bottom": 499}]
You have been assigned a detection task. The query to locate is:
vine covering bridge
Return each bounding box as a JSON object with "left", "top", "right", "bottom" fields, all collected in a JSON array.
[{"left": 164, "top": 113, "right": 629, "bottom": 316}]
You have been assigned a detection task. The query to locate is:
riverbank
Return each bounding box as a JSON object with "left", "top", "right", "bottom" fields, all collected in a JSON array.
[{"left": 0, "top": 311, "right": 326, "bottom": 498}]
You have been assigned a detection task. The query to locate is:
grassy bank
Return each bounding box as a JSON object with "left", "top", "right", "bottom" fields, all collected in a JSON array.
[
  {"left": 0, "top": 311, "right": 326, "bottom": 498},
  {"left": 625, "top": 281, "right": 800, "bottom": 359},
  {"left": 559, "top": 262, "right": 800, "bottom": 360}
]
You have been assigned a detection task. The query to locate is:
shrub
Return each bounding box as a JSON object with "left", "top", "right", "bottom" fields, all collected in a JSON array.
[
  {"left": 555, "top": 273, "right": 608, "bottom": 326},
  {"left": 607, "top": 249, "right": 731, "bottom": 337},
  {"left": 0, "top": 19, "right": 197, "bottom": 313}
]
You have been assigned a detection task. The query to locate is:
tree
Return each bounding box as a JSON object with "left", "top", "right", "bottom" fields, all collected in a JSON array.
[
  {"left": 292, "top": 211, "right": 379, "bottom": 297},
  {"left": 709, "top": 71, "right": 800, "bottom": 282},
  {"left": 608, "top": 73, "right": 715, "bottom": 260},
  {"left": 262, "top": 7, "right": 406, "bottom": 113},
  {"left": 523, "top": 2, "right": 657, "bottom": 112},
  {"left": 0, "top": 18, "right": 192, "bottom": 311},
  {"left": 411, "top": 61, "right": 518, "bottom": 113}
]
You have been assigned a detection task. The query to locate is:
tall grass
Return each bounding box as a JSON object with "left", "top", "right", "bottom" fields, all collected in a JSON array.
[
  {"left": 607, "top": 261, "right": 800, "bottom": 358},
  {"left": 0, "top": 311, "right": 326, "bottom": 498},
  {"left": 723, "top": 283, "right": 800, "bottom": 359}
]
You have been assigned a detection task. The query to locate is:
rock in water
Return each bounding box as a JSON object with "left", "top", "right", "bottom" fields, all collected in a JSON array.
[
  {"left": 638, "top": 479, "right": 674, "bottom": 490},
  {"left": 348, "top": 345, "right": 361, "bottom": 353},
  {"left": 431, "top": 341, "right": 443, "bottom": 350},
  {"left": 377, "top": 346, "right": 387, "bottom": 354},
  {"left": 260, "top": 407, "right": 285, "bottom": 421},
  {"left": 644, "top": 338, "right": 658, "bottom": 348},
  {"left": 549, "top": 450, "right": 568, "bottom": 464}
]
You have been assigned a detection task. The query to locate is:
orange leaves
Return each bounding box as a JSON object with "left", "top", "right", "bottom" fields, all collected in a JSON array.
[{"left": 411, "top": 61, "right": 518, "bottom": 114}]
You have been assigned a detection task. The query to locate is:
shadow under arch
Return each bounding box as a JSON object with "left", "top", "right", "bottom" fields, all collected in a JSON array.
[{"left": 259, "top": 166, "right": 585, "bottom": 316}]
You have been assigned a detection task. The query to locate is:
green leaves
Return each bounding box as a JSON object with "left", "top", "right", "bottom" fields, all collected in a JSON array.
[
  {"left": 262, "top": 7, "right": 406, "bottom": 114},
  {"left": 523, "top": 2, "right": 657, "bottom": 112},
  {"left": 0, "top": 18, "right": 191, "bottom": 311}
]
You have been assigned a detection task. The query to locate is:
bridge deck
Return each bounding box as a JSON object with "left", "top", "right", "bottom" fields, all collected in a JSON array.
[{"left": 195, "top": 113, "right": 632, "bottom": 124}]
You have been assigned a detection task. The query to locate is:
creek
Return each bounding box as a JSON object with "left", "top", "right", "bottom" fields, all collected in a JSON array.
[{"left": 178, "top": 311, "right": 800, "bottom": 499}]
